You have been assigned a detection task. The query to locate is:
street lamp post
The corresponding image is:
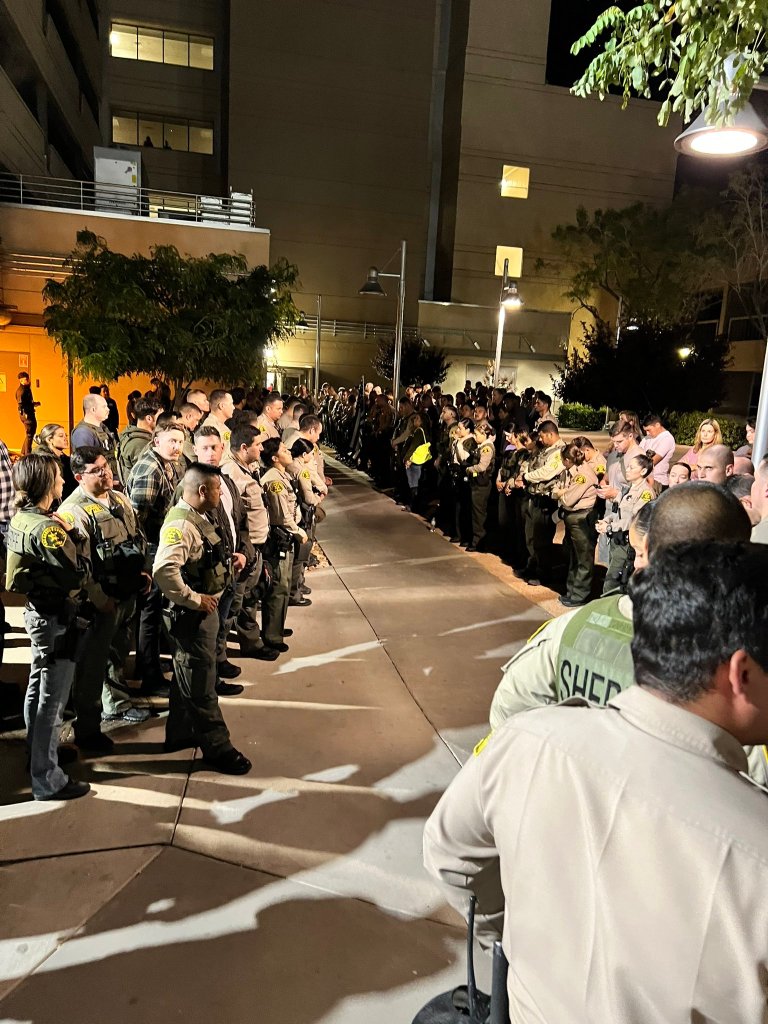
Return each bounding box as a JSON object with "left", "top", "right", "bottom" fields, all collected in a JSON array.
[
  {"left": 359, "top": 240, "right": 407, "bottom": 401},
  {"left": 314, "top": 293, "right": 321, "bottom": 397},
  {"left": 492, "top": 258, "right": 523, "bottom": 385}
]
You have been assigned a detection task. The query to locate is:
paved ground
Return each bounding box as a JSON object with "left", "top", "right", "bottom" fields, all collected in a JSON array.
[{"left": 0, "top": 458, "right": 551, "bottom": 1023}]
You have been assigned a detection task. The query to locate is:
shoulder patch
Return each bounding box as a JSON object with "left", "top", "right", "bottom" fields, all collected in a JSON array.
[
  {"left": 481, "top": 444, "right": 493, "bottom": 454},
  {"left": 596, "top": 464, "right": 606, "bottom": 475},
  {"left": 41, "top": 524, "right": 67, "bottom": 550},
  {"left": 641, "top": 491, "right": 653, "bottom": 502},
  {"left": 575, "top": 474, "right": 586, "bottom": 485},
  {"left": 162, "top": 525, "right": 184, "bottom": 545},
  {"left": 300, "top": 470, "right": 311, "bottom": 480},
  {"left": 268, "top": 481, "right": 284, "bottom": 494},
  {"left": 222, "top": 430, "right": 231, "bottom": 443},
  {"left": 57, "top": 510, "right": 76, "bottom": 527}
]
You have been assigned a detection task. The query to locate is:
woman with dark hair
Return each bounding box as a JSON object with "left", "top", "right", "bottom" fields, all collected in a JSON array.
[
  {"left": 553, "top": 442, "right": 598, "bottom": 606},
  {"left": 33, "top": 423, "right": 77, "bottom": 499},
  {"left": 5, "top": 453, "right": 90, "bottom": 801},
  {"left": 126, "top": 390, "right": 142, "bottom": 426}
]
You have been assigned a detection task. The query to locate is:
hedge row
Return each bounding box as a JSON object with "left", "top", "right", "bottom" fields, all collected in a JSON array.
[
  {"left": 555, "top": 404, "right": 748, "bottom": 450},
  {"left": 557, "top": 403, "right": 610, "bottom": 430}
]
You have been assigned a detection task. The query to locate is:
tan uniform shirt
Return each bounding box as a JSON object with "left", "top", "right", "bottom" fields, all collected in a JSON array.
[
  {"left": 556, "top": 463, "right": 598, "bottom": 511},
  {"left": 260, "top": 467, "right": 303, "bottom": 536},
  {"left": 256, "top": 413, "right": 280, "bottom": 439},
  {"left": 424, "top": 686, "right": 768, "bottom": 1023},
  {"left": 467, "top": 440, "right": 495, "bottom": 478},
  {"left": 522, "top": 441, "right": 564, "bottom": 493},
  {"left": 288, "top": 459, "right": 321, "bottom": 507},
  {"left": 153, "top": 500, "right": 223, "bottom": 610},
  {"left": 752, "top": 517, "right": 768, "bottom": 544},
  {"left": 221, "top": 455, "right": 269, "bottom": 545},
  {"left": 614, "top": 478, "right": 653, "bottom": 531}
]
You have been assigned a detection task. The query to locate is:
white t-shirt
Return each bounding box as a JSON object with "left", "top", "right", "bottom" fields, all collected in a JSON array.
[{"left": 641, "top": 430, "right": 675, "bottom": 485}]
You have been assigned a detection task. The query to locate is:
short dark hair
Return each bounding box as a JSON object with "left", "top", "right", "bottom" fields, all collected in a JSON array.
[
  {"left": 537, "top": 419, "right": 559, "bottom": 435},
  {"left": 290, "top": 438, "right": 314, "bottom": 458},
  {"left": 609, "top": 420, "right": 634, "bottom": 438},
  {"left": 630, "top": 541, "right": 768, "bottom": 703},
  {"left": 261, "top": 437, "right": 282, "bottom": 466},
  {"left": 134, "top": 397, "right": 161, "bottom": 421},
  {"left": 669, "top": 461, "right": 692, "bottom": 479},
  {"left": 88, "top": 385, "right": 101, "bottom": 395},
  {"left": 724, "top": 474, "right": 754, "bottom": 501},
  {"left": 17, "top": 371, "right": 30, "bottom": 380},
  {"left": 194, "top": 424, "right": 221, "bottom": 443},
  {"left": 642, "top": 413, "right": 663, "bottom": 428},
  {"left": 155, "top": 411, "right": 180, "bottom": 430},
  {"left": 230, "top": 387, "right": 246, "bottom": 405},
  {"left": 209, "top": 389, "right": 230, "bottom": 410},
  {"left": 535, "top": 391, "right": 552, "bottom": 406},
  {"left": 646, "top": 482, "right": 751, "bottom": 558},
  {"left": 299, "top": 413, "right": 321, "bottom": 432},
  {"left": 182, "top": 461, "right": 221, "bottom": 491},
  {"left": 230, "top": 423, "right": 262, "bottom": 451},
  {"left": 263, "top": 392, "right": 283, "bottom": 408},
  {"left": 70, "top": 446, "right": 107, "bottom": 474},
  {"left": 179, "top": 401, "right": 203, "bottom": 418},
  {"left": 292, "top": 403, "right": 307, "bottom": 419}
]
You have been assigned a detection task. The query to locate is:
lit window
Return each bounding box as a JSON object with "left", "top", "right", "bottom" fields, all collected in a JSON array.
[
  {"left": 137, "top": 26, "right": 163, "bottom": 63},
  {"left": 112, "top": 112, "right": 138, "bottom": 146},
  {"left": 495, "top": 246, "right": 523, "bottom": 278},
  {"left": 163, "top": 30, "right": 189, "bottom": 66},
  {"left": 500, "top": 165, "right": 530, "bottom": 199},
  {"left": 110, "top": 23, "right": 137, "bottom": 60},
  {"left": 112, "top": 109, "right": 214, "bottom": 154},
  {"left": 110, "top": 22, "right": 214, "bottom": 69},
  {"left": 189, "top": 122, "right": 214, "bottom": 155},
  {"left": 189, "top": 36, "right": 214, "bottom": 70}
]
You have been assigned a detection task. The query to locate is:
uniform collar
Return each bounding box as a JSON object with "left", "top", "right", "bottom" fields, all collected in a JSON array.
[{"left": 609, "top": 686, "right": 748, "bottom": 773}]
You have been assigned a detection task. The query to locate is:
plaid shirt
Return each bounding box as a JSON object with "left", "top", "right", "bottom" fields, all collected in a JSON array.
[
  {"left": 126, "top": 447, "right": 181, "bottom": 549},
  {"left": 0, "top": 439, "right": 14, "bottom": 533}
]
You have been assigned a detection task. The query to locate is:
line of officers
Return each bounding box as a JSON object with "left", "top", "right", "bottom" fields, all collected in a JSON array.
[{"left": 5, "top": 418, "right": 327, "bottom": 801}]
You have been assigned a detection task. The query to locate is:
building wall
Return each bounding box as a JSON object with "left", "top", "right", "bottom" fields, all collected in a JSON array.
[
  {"left": 104, "top": 0, "right": 226, "bottom": 195},
  {"left": 0, "top": 0, "right": 103, "bottom": 178},
  {"left": 227, "top": 0, "right": 438, "bottom": 328}
]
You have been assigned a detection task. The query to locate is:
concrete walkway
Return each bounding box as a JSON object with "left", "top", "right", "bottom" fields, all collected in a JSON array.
[{"left": 0, "top": 459, "right": 549, "bottom": 1023}]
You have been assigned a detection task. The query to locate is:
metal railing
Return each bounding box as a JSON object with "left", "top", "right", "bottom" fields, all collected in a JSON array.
[{"left": 0, "top": 172, "right": 257, "bottom": 228}]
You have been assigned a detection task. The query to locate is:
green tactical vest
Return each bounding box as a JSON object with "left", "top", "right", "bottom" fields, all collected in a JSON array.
[
  {"left": 61, "top": 490, "right": 146, "bottom": 598},
  {"left": 555, "top": 594, "right": 635, "bottom": 705},
  {"left": 164, "top": 505, "right": 230, "bottom": 595},
  {"left": 5, "top": 508, "right": 85, "bottom": 610}
]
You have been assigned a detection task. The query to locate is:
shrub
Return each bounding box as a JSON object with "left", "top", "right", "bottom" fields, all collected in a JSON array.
[
  {"left": 666, "top": 410, "right": 746, "bottom": 449},
  {"left": 557, "top": 403, "right": 610, "bottom": 430}
]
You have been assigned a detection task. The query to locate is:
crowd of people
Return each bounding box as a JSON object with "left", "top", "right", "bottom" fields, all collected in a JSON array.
[
  {"left": 321, "top": 379, "right": 759, "bottom": 606},
  {"left": 0, "top": 384, "right": 330, "bottom": 800}
]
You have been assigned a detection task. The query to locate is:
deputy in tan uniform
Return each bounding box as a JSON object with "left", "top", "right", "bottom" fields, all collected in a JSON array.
[
  {"left": 425, "top": 540, "right": 768, "bottom": 1023},
  {"left": 153, "top": 462, "right": 251, "bottom": 774},
  {"left": 256, "top": 393, "right": 283, "bottom": 439},
  {"left": 464, "top": 420, "right": 495, "bottom": 551},
  {"left": 517, "top": 418, "right": 563, "bottom": 585},
  {"left": 597, "top": 451, "right": 655, "bottom": 593},
  {"left": 260, "top": 437, "right": 308, "bottom": 650},
  {"left": 200, "top": 390, "right": 234, "bottom": 460},
  {"left": 488, "top": 483, "right": 768, "bottom": 783}
]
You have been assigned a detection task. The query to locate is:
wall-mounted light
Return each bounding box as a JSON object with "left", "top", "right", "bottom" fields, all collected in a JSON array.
[{"left": 677, "top": 346, "right": 692, "bottom": 360}]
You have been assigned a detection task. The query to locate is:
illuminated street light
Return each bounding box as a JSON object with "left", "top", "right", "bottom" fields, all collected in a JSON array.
[
  {"left": 675, "top": 103, "right": 768, "bottom": 157},
  {"left": 493, "top": 258, "right": 523, "bottom": 384},
  {"left": 358, "top": 242, "right": 406, "bottom": 400}
]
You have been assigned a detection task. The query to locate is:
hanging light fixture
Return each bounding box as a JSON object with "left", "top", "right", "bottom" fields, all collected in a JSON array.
[
  {"left": 500, "top": 279, "right": 523, "bottom": 309},
  {"left": 675, "top": 57, "right": 768, "bottom": 158},
  {"left": 358, "top": 266, "right": 387, "bottom": 297}
]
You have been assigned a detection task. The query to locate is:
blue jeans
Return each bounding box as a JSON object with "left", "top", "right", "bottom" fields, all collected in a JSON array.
[
  {"left": 405, "top": 463, "right": 423, "bottom": 489},
  {"left": 23, "top": 607, "right": 75, "bottom": 799}
]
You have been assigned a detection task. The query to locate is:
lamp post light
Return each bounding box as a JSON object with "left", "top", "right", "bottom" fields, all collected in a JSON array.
[
  {"left": 676, "top": 67, "right": 768, "bottom": 465},
  {"left": 359, "top": 240, "right": 407, "bottom": 402},
  {"left": 492, "top": 258, "right": 523, "bottom": 385}
]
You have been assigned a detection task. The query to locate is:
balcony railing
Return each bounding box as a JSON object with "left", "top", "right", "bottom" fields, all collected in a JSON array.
[{"left": 0, "top": 172, "right": 257, "bottom": 228}]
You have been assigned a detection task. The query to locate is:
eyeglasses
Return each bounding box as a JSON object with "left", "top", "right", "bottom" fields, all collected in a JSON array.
[{"left": 83, "top": 465, "right": 111, "bottom": 476}]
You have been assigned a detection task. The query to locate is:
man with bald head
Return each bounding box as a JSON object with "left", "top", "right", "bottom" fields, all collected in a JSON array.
[
  {"left": 490, "top": 482, "right": 753, "bottom": 731},
  {"left": 695, "top": 444, "right": 735, "bottom": 485}
]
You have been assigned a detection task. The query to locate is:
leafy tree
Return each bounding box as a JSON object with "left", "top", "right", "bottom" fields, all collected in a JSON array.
[
  {"left": 372, "top": 336, "right": 452, "bottom": 388},
  {"left": 554, "top": 316, "right": 731, "bottom": 412},
  {"left": 718, "top": 164, "right": 768, "bottom": 341},
  {"left": 570, "top": 2, "right": 768, "bottom": 127},
  {"left": 546, "top": 195, "right": 720, "bottom": 325},
  {"left": 43, "top": 230, "right": 299, "bottom": 403}
]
